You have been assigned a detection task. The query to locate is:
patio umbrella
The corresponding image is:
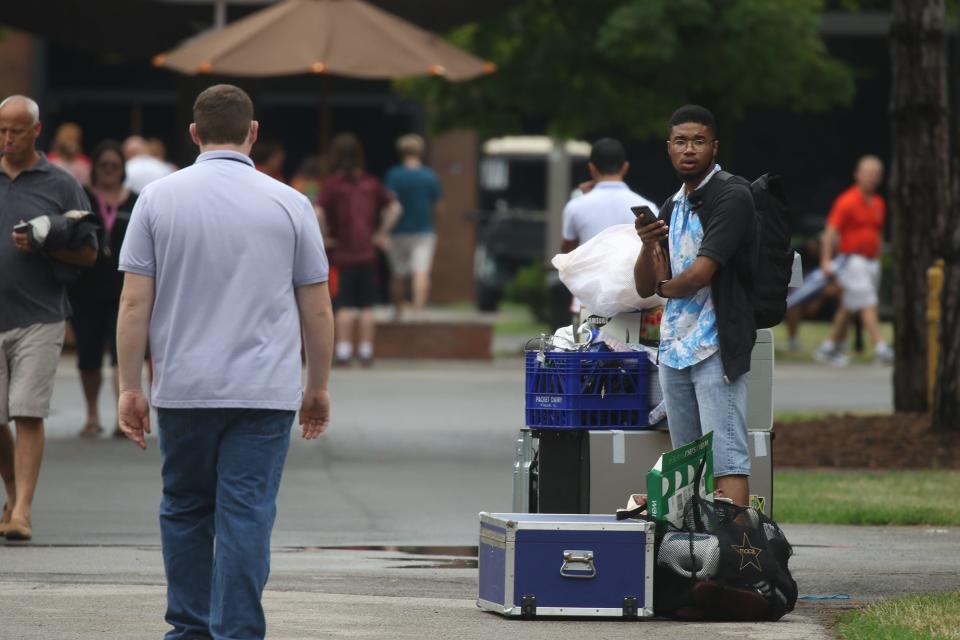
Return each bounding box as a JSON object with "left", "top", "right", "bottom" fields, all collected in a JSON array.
[{"left": 152, "top": 0, "right": 495, "bottom": 81}]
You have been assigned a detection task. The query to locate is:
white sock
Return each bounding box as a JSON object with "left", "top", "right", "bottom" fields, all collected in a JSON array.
[
  {"left": 820, "top": 339, "right": 835, "bottom": 351},
  {"left": 875, "top": 341, "right": 890, "bottom": 352},
  {"left": 335, "top": 341, "right": 353, "bottom": 360},
  {"left": 358, "top": 342, "right": 374, "bottom": 359}
]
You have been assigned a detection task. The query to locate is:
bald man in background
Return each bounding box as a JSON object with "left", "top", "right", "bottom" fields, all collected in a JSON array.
[
  {"left": 813, "top": 155, "right": 893, "bottom": 367},
  {"left": 0, "top": 95, "right": 95, "bottom": 541}
]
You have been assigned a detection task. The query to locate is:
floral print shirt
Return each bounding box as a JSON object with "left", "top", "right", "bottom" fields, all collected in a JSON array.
[{"left": 659, "top": 165, "right": 721, "bottom": 369}]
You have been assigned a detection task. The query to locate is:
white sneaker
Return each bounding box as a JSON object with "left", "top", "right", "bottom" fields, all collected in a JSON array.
[
  {"left": 873, "top": 345, "right": 894, "bottom": 366},
  {"left": 828, "top": 352, "right": 850, "bottom": 367},
  {"left": 813, "top": 343, "right": 838, "bottom": 364}
]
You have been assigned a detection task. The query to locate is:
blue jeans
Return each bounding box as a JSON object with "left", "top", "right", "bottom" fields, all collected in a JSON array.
[
  {"left": 158, "top": 408, "right": 294, "bottom": 640},
  {"left": 658, "top": 352, "right": 750, "bottom": 477}
]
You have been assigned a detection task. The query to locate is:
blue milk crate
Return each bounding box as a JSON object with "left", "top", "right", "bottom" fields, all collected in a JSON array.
[{"left": 524, "top": 351, "right": 649, "bottom": 429}]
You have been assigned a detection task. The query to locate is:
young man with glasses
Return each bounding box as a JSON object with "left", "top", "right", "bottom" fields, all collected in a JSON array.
[{"left": 633, "top": 105, "right": 758, "bottom": 506}]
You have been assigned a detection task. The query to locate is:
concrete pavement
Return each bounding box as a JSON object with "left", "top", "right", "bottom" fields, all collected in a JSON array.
[{"left": 1, "top": 354, "right": 943, "bottom": 640}]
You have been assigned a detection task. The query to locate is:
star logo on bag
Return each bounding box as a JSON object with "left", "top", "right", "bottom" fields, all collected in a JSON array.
[{"left": 731, "top": 532, "right": 763, "bottom": 571}]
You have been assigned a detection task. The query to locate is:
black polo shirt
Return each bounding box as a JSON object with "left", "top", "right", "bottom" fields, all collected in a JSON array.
[{"left": 0, "top": 153, "right": 91, "bottom": 331}]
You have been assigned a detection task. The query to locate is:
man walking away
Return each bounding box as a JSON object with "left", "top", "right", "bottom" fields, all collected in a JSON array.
[
  {"left": 560, "top": 137, "right": 659, "bottom": 253},
  {"left": 813, "top": 155, "right": 892, "bottom": 366},
  {"left": 560, "top": 137, "right": 659, "bottom": 317},
  {"left": 116, "top": 84, "right": 334, "bottom": 640},
  {"left": 385, "top": 133, "right": 443, "bottom": 318},
  {"left": 0, "top": 95, "right": 95, "bottom": 541},
  {"left": 633, "top": 105, "right": 757, "bottom": 506}
]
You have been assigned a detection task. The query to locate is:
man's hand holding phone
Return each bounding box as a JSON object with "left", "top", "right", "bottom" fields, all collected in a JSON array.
[
  {"left": 632, "top": 205, "right": 668, "bottom": 249},
  {"left": 11, "top": 221, "right": 35, "bottom": 254}
]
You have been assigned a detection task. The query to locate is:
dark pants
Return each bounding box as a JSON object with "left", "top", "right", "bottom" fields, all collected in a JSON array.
[
  {"left": 158, "top": 408, "right": 294, "bottom": 640},
  {"left": 332, "top": 263, "right": 378, "bottom": 309},
  {"left": 69, "top": 297, "right": 119, "bottom": 370}
]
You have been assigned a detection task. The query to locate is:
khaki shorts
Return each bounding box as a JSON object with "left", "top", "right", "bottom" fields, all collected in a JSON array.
[
  {"left": 388, "top": 232, "right": 437, "bottom": 277},
  {"left": 0, "top": 321, "right": 65, "bottom": 423},
  {"left": 838, "top": 255, "right": 881, "bottom": 312}
]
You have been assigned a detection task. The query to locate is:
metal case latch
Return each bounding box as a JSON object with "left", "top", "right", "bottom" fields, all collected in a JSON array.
[
  {"left": 520, "top": 595, "right": 537, "bottom": 619},
  {"left": 622, "top": 595, "right": 639, "bottom": 619}
]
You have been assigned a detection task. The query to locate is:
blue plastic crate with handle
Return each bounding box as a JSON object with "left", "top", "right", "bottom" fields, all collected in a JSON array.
[{"left": 525, "top": 350, "right": 650, "bottom": 429}]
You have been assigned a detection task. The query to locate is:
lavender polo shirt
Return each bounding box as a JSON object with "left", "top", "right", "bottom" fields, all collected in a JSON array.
[{"left": 119, "top": 150, "right": 329, "bottom": 410}]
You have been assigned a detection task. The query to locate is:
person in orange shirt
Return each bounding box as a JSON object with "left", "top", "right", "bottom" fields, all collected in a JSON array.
[{"left": 814, "top": 155, "right": 893, "bottom": 366}]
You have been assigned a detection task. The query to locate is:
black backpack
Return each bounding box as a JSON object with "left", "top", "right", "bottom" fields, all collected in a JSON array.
[
  {"left": 662, "top": 172, "right": 793, "bottom": 329},
  {"left": 741, "top": 173, "right": 793, "bottom": 329}
]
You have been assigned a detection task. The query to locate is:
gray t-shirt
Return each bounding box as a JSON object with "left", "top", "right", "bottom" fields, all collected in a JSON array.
[
  {"left": 0, "top": 154, "right": 92, "bottom": 331},
  {"left": 118, "top": 150, "right": 329, "bottom": 410}
]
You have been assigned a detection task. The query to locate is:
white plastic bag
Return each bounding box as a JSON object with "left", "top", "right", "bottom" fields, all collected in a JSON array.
[{"left": 551, "top": 223, "right": 664, "bottom": 317}]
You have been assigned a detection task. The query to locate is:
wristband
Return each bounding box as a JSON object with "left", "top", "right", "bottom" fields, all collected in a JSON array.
[{"left": 656, "top": 279, "right": 670, "bottom": 298}]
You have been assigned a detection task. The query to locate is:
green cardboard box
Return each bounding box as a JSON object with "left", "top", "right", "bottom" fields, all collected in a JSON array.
[{"left": 646, "top": 432, "right": 715, "bottom": 530}]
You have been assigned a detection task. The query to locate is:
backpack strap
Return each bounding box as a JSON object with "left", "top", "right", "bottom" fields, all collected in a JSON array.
[{"left": 658, "top": 195, "right": 674, "bottom": 221}]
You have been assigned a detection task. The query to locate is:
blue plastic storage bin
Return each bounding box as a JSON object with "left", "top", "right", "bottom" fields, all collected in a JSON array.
[{"left": 524, "top": 351, "right": 650, "bottom": 429}]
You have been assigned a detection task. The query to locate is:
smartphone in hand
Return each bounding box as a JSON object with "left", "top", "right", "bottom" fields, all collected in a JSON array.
[
  {"left": 631, "top": 205, "right": 658, "bottom": 226},
  {"left": 13, "top": 222, "right": 31, "bottom": 234}
]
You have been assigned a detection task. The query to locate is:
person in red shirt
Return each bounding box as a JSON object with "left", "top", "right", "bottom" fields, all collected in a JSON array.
[
  {"left": 317, "top": 134, "right": 401, "bottom": 366},
  {"left": 814, "top": 155, "right": 893, "bottom": 366}
]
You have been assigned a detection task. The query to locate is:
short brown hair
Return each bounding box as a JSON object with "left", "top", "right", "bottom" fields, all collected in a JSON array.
[
  {"left": 192, "top": 84, "right": 253, "bottom": 145},
  {"left": 329, "top": 133, "right": 365, "bottom": 174},
  {"left": 396, "top": 133, "right": 424, "bottom": 159}
]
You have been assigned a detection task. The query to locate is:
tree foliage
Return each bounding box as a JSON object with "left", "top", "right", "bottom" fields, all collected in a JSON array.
[{"left": 404, "top": 0, "right": 854, "bottom": 138}]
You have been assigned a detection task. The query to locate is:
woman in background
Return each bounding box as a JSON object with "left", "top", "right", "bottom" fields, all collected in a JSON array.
[
  {"left": 69, "top": 140, "right": 138, "bottom": 438},
  {"left": 48, "top": 122, "right": 91, "bottom": 186}
]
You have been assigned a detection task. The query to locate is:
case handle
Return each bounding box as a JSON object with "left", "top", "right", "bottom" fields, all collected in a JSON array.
[{"left": 560, "top": 550, "right": 596, "bottom": 579}]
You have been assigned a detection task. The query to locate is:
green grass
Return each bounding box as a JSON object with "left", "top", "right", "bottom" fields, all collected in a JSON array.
[
  {"left": 433, "top": 301, "right": 549, "bottom": 337},
  {"left": 774, "top": 410, "right": 833, "bottom": 424},
  {"left": 775, "top": 470, "right": 960, "bottom": 526},
  {"left": 773, "top": 410, "right": 887, "bottom": 423},
  {"left": 491, "top": 302, "right": 549, "bottom": 337},
  {"left": 494, "top": 319, "right": 550, "bottom": 337},
  {"left": 773, "top": 320, "right": 893, "bottom": 364},
  {"left": 837, "top": 592, "right": 960, "bottom": 640}
]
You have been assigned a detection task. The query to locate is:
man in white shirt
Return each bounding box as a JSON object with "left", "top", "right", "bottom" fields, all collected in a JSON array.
[
  {"left": 560, "top": 137, "right": 658, "bottom": 253},
  {"left": 123, "top": 135, "right": 174, "bottom": 193},
  {"left": 560, "top": 138, "right": 658, "bottom": 315}
]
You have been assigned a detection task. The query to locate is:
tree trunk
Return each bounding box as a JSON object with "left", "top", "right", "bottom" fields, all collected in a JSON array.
[
  {"left": 888, "top": 0, "right": 951, "bottom": 411},
  {"left": 933, "top": 161, "right": 960, "bottom": 429}
]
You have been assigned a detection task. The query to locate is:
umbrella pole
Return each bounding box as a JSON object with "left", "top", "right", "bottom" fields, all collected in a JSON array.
[
  {"left": 213, "top": 0, "right": 227, "bottom": 29},
  {"left": 317, "top": 75, "right": 330, "bottom": 153}
]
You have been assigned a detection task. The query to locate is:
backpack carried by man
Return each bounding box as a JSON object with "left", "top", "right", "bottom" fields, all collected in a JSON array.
[
  {"left": 736, "top": 173, "right": 793, "bottom": 329},
  {"left": 661, "top": 171, "right": 793, "bottom": 328}
]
